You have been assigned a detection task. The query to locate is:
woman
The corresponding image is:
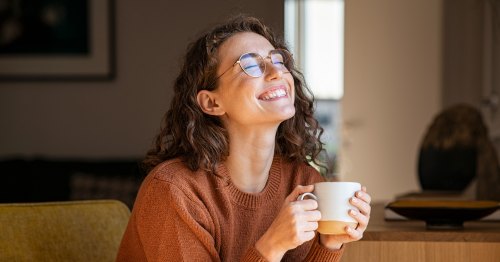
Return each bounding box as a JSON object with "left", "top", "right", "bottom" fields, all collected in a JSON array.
[{"left": 117, "top": 15, "right": 371, "bottom": 261}]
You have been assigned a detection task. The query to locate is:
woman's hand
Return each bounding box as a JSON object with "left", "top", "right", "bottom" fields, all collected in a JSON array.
[
  {"left": 255, "top": 185, "right": 321, "bottom": 262},
  {"left": 319, "top": 186, "right": 372, "bottom": 249}
]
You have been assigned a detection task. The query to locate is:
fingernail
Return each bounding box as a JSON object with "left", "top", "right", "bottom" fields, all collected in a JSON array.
[
  {"left": 357, "top": 192, "right": 363, "bottom": 197},
  {"left": 351, "top": 197, "right": 358, "bottom": 203},
  {"left": 350, "top": 209, "right": 358, "bottom": 216}
]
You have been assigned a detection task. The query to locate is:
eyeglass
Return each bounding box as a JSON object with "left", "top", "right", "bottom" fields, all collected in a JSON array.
[{"left": 210, "top": 49, "right": 292, "bottom": 87}]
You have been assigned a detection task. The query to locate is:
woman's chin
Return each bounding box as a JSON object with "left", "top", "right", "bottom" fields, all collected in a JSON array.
[{"left": 275, "top": 107, "right": 296, "bottom": 122}]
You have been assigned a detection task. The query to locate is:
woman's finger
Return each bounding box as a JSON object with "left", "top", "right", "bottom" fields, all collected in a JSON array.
[
  {"left": 286, "top": 185, "right": 314, "bottom": 202},
  {"left": 349, "top": 209, "right": 369, "bottom": 231},
  {"left": 350, "top": 196, "right": 371, "bottom": 217},
  {"left": 303, "top": 221, "right": 319, "bottom": 232},
  {"left": 302, "top": 231, "right": 316, "bottom": 242},
  {"left": 304, "top": 209, "right": 321, "bottom": 221},
  {"left": 345, "top": 226, "right": 363, "bottom": 240},
  {"left": 293, "top": 199, "right": 319, "bottom": 211},
  {"left": 358, "top": 188, "right": 371, "bottom": 204}
]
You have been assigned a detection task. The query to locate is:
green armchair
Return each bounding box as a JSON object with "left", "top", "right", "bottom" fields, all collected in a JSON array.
[{"left": 0, "top": 200, "right": 130, "bottom": 262}]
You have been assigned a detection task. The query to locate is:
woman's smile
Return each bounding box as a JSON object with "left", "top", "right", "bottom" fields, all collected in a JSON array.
[{"left": 258, "top": 85, "right": 289, "bottom": 101}]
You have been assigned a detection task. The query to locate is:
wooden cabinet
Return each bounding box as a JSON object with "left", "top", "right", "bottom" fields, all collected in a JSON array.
[{"left": 342, "top": 203, "right": 500, "bottom": 262}]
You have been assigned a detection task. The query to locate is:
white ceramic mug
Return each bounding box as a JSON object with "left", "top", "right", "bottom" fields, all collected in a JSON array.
[{"left": 298, "top": 182, "right": 361, "bottom": 234}]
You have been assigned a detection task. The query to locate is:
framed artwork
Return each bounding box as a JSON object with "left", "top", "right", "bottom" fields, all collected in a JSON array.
[{"left": 0, "top": 0, "right": 114, "bottom": 80}]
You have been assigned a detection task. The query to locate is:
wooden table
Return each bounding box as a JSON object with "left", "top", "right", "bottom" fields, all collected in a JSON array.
[{"left": 341, "top": 203, "right": 500, "bottom": 262}]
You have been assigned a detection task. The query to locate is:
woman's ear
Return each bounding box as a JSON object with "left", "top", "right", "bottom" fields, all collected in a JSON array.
[{"left": 196, "top": 90, "right": 225, "bottom": 116}]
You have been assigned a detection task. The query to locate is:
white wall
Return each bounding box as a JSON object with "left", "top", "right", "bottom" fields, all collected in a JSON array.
[
  {"left": 341, "top": 0, "right": 443, "bottom": 202},
  {"left": 0, "top": 0, "right": 283, "bottom": 159}
]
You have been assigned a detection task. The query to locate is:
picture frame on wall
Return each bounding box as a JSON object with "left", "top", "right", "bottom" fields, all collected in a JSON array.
[{"left": 0, "top": 0, "right": 115, "bottom": 80}]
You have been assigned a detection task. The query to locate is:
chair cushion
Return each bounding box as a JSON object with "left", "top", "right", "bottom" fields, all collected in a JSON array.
[{"left": 0, "top": 200, "right": 130, "bottom": 262}]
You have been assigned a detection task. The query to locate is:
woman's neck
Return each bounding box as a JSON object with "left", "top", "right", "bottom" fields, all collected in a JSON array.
[{"left": 224, "top": 125, "right": 278, "bottom": 193}]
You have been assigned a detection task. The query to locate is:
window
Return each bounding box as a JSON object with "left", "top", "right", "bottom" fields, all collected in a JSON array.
[
  {"left": 285, "top": 0, "right": 344, "bottom": 100},
  {"left": 285, "top": 0, "right": 344, "bottom": 177}
]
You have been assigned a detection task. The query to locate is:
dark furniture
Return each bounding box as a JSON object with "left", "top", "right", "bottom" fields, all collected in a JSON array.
[{"left": 0, "top": 158, "right": 144, "bottom": 208}]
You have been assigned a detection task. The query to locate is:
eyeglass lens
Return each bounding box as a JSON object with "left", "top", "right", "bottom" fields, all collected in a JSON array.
[{"left": 239, "top": 50, "right": 288, "bottom": 77}]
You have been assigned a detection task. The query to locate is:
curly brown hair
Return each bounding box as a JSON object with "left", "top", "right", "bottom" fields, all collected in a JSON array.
[{"left": 143, "top": 15, "right": 324, "bottom": 174}]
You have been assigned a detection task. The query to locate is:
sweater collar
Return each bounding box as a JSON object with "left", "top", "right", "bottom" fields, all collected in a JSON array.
[{"left": 216, "top": 156, "right": 282, "bottom": 209}]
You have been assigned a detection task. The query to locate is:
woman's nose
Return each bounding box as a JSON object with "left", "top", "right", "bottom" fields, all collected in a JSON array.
[{"left": 264, "top": 61, "right": 286, "bottom": 81}]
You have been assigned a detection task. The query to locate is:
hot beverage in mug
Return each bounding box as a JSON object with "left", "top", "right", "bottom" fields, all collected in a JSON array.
[{"left": 298, "top": 182, "right": 361, "bottom": 235}]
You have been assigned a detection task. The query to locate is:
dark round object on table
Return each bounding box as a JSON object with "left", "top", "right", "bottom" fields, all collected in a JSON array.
[
  {"left": 386, "top": 200, "right": 499, "bottom": 229},
  {"left": 418, "top": 147, "right": 477, "bottom": 191}
]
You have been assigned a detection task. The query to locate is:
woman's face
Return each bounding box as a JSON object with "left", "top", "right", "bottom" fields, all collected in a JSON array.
[{"left": 212, "top": 32, "right": 296, "bottom": 128}]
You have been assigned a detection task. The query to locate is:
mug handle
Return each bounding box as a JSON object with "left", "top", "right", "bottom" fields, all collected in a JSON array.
[{"left": 297, "top": 192, "right": 317, "bottom": 201}]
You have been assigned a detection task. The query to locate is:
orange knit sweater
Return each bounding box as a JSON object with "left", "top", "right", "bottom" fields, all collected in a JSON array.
[{"left": 116, "top": 156, "right": 344, "bottom": 261}]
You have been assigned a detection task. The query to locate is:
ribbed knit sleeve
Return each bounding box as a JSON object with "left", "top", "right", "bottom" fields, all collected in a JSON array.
[
  {"left": 303, "top": 235, "right": 344, "bottom": 261},
  {"left": 240, "top": 246, "right": 269, "bottom": 262},
  {"left": 241, "top": 242, "right": 344, "bottom": 262}
]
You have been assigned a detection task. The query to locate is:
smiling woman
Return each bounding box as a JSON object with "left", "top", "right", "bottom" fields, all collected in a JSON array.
[{"left": 116, "top": 15, "right": 371, "bottom": 262}]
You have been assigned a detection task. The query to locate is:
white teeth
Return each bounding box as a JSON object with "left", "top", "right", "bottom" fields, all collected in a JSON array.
[{"left": 261, "top": 89, "right": 287, "bottom": 100}]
